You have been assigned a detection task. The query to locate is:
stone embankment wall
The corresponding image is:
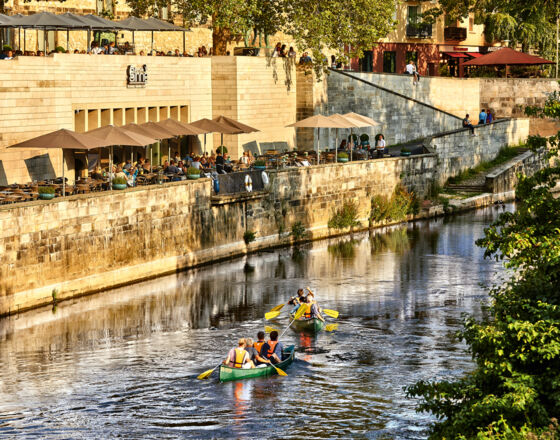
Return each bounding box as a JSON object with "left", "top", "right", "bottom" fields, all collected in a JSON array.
[
  {"left": 0, "top": 154, "right": 436, "bottom": 316},
  {"left": 346, "top": 72, "right": 481, "bottom": 120},
  {"left": 323, "top": 70, "right": 463, "bottom": 148},
  {"left": 485, "top": 149, "right": 547, "bottom": 193},
  {"left": 426, "top": 119, "right": 530, "bottom": 185}
]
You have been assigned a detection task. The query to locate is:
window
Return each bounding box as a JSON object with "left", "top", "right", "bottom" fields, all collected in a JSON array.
[
  {"left": 383, "top": 51, "right": 396, "bottom": 73},
  {"left": 406, "top": 51, "right": 418, "bottom": 64},
  {"left": 361, "top": 51, "right": 374, "bottom": 72},
  {"left": 407, "top": 6, "right": 419, "bottom": 25},
  {"left": 469, "top": 16, "right": 474, "bottom": 32}
]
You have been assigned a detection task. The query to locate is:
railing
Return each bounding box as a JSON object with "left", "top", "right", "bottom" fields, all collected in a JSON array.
[
  {"left": 406, "top": 23, "right": 433, "bottom": 38},
  {"left": 444, "top": 26, "right": 467, "bottom": 41}
]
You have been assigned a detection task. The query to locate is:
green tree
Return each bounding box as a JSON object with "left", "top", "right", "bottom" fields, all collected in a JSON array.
[
  {"left": 405, "top": 94, "right": 560, "bottom": 438},
  {"left": 124, "top": 0, "right": 396, "bottom": 66},
  {"left": 422, "top": 0, "right": 557, "bottom": 60}
]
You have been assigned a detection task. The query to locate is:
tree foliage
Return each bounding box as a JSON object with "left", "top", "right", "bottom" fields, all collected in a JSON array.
[
  {"left": 421, "top": 0, "right": 557, "bottom": 59},
  {"left": 406, "top": 95, "right": 560, "bottom": 438},
  {"left": 124, "top": 0, "right": 396, "bottom": 65}
]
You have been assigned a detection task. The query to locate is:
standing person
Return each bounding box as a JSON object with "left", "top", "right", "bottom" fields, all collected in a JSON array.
[
  {"left": 224, "top": 339, "right": 253, "bottom": 369},
  {"left": 486, "top": 109, "right": 493, "bottom": 124},
  {"left": 376, "top": 134, "right": 386, "bottom": 158},
  {"left": 260, "top": 331, "right": 284, "bottom": 364},
  {"left": 215, "top": 150, "right": 225, "bottom": 174},
  {"left": 272, "top": 42, "right": 281, "bottom": 57},
  {"left": 478, "top": 109, "right": 487, "bottom": 125},
  {"left": 412, "top": 62, "right": 420, "bottom": 84},
  {"left": 463, "top": 114, "right": 476, "bottom": 135},
  {"left": 288, "top": 47, "right": 296, "bottom": 58}
]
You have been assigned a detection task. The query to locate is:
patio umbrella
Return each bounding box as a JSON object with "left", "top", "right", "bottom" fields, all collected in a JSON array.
[
  {"left": 8, "top": 128, "right": 111, "bottom": 196},
  {"left": 118, "top": 16, "right": 166, "bottom": 54},
  {"left": 87, "top": 125, "right": 157, "bottom": 175},
  {"left": 123, "top": 122, "right": 175, "bottom": 167},
  {"left": 190, "top": 118, "right": 234, "bottom": 155},
  {"left": 153, "top": 119, "right": 206, "bottom": 163},
  {"left": 211, "top": 115, "right": 260, "bottom": 152},
  {"left": 342, "top": 113, "right": 380, "bottom": 161},
  {"left": 462, "top": 47, "right": 554, "bottom": 77},
  {"left": 327, "top": 114, "right": 363, "bottom": 163},
  {"left": 287, "top": 115, "right": 347, "bottom": 165}
]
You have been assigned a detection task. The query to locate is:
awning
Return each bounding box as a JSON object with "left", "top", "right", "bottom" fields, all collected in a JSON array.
[
  {"left": 468, "top": 53, "right": 484, "bottom": 58},
  {"left": 444, "top": 52, "right": 469, "bottom": 58}
]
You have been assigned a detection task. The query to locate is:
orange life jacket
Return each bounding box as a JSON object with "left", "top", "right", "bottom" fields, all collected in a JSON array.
[
  {"left": 232, "top": 347, "right": 247, "bottom": 368},
  {"left": 266, "top": 341, "right": 279, "bottom": 358},
  {"left": 302, "top": 303, "right": 313, "bottom": 319},
  {"left": 254, "top": 340, "right": 265, "bottom": 353}
]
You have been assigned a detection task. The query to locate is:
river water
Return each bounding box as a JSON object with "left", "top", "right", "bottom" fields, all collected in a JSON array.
[{"left": 0, "top": 205, "right": 510, "bottom": 439}]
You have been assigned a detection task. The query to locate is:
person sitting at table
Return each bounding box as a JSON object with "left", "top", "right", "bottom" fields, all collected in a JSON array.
[
  {"left": 200, "top": 156, "right": 209, "bottom": 168},
  {"left": 224, "top": 153, "right": 233, "bottom": 173},
  {"left": 143, "top": 159, "right": 151, "bottom": 172},
  {"left": 191, "top": 156, "right": 202, "bottom": 169},
  {"left": 165, "top": 160, "right": 181, "bottom": 174},
  {"left": 339, "top": 139, "right": 347, "bottom": 150},
  {"left": 240, "top": 151, "right": 249, "bottom": 167},
  {"left": 124, "top": 166, "right": 138, "bottom": 186},
  {"left": 91, "top": 166, "right": 104, "bottom": 180},
  {"left": 173, "top": 152, "right": 181, "bottom": 164},
  {"left": 215, "top": 151, "right": 225, "bottom": 174},
  {"left": 247, "top": 150, "right": 255, "bottom": 165}
]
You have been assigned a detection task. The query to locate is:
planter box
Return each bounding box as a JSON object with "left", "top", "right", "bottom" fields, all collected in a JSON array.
[
  {"left": 253, "top": 165, "right": 266, "bottom": 171},
  {"left": 187, "top": 174, "right": 200, "bottom": 180},
  {"left": 400, "top": 151, "right": 412, "bottom": 157},
  {"left": 337, "top": 157, "right": 349, "bottom": 163},
  {"left": 39, "top": 193, "right": 55, "bottom": 200},
  {"left": 112, "top": 183, "right": 127, "bottom": 190}
]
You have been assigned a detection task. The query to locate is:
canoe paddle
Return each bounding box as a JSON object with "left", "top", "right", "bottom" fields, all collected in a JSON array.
[
  {"left": 197, "top": 363, "right": 221, "bottom": 380},
  {"left": 323, "top": 309, "right": 339, "bottom": 319},
  {"left": 265, "top": 310, "right": 282, "bottom": 320},
  {"left": 269, "top": 363, "right": 288, "bottom": 376},
  {"left": 268, "top": 302, "right": 287, "bottom": 313},
  {"left": 265, "top": 326, "right": 279, "bottom": 334},
  {"left": 279, "top": 304, "right": 307, "bottom": 339},
  {"left": 325, "top": 323, "right": 338, "bottom": 332}
]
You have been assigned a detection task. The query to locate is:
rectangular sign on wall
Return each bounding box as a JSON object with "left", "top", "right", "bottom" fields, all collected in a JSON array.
[{"left": 127, "top": 65, "right": 148, "bottom": 88}]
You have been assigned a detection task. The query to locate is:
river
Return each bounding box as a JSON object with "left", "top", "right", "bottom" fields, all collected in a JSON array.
[{"left": 0, "top": 205, "right": 510, "bottom": 439}]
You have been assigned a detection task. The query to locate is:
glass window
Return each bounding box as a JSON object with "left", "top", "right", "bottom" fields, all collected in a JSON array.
[
  {"left": 469, "top": 16, "right": 474, "bottom": 31},
  {"left": 406, "top": 51, "right": 418, "bottom": 64},
  {"left": 383, "top": 51, "right": 396, "bottom": 73},
  {"left": 407, "top": 6, "right": 418, "bottom": 25}
]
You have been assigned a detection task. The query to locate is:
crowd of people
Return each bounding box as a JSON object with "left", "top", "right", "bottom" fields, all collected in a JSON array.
[{"left": 338, "top": 133, "right": 388, "bottom": 159}]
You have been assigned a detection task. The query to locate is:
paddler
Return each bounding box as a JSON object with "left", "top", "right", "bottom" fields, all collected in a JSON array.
[
  {"left": 224, "top": 338, "right": 253, "bottom": 369},
  {"left": 245, "top": 337, "right": 270, "bottom": 368},
  {"left": 260, "top": 330, "right": 284, "bottom": 364},
  {"left": 302, "top": 293, "right": 325, "bottom": 322}
]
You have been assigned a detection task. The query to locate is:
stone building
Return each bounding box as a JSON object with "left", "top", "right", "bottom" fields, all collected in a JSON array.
[{"left": 353, "top": 0, "right": 496, "bottom": 77}]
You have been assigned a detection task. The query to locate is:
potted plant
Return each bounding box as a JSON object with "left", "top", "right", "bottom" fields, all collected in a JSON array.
[
  {"left": 216, "top": 146, "right": 228, "bottom": 155},
  {"left": 254, "top": 159, "right": 266, "bottom": 170},
  {"left": 348, "top": 133, "right": 358, "bottom": 143},
  {"left": 187, "top": 166, "right": 201, "bottom": 180},
  {"left": 112, "top": 177, "right": 127, "bottom": 190},
  {"left": 38, "top": 186, "right": 56, "bottom": 200},
  {"left": 337, "top": 151, "right": 349, "bottom": 163},
  {"left": 400, "top": 147, "right": 412, "bottom": 157}
]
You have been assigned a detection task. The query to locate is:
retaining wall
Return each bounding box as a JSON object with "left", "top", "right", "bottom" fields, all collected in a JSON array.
[
  {"left": 426, "top": 119, "right": 530, "bottom": 185},
  {"left": 0, "top": 154, "right": 437, "bottom": 316},
  {"left": 485, "top": 149, "right": 547, "bottom": 193}
]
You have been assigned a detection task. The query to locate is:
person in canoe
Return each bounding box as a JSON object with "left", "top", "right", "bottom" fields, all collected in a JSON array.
[
  {"left": 224, "top": 338, "right": 254, "bottom": 369},
  {"left": 254, "top": 331, "right": 266, "bottom": 353},
  {"left": 260, "top": 330, "right": 284, "bottom": 364},
  {"left": 245, "top": 337, "right": 270, "bottom": 368},
  {"left": 302, "top": 293, "right": 325, "bottom": 322}
]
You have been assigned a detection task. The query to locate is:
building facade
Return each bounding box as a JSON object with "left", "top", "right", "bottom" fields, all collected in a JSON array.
[{"left": 353, "top": 0, "right": 495, "bottom": 77}]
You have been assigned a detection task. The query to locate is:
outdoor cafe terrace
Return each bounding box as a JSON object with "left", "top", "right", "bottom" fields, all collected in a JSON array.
[{"left": 0, "top": 113, "right": 427, "bottom": 205}]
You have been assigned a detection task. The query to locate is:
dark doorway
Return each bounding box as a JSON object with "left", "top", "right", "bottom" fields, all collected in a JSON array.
[
  {"left": 361, "top": 50, "right": 373, "bottom": 72},
  {"left": 383, "top": 51, "right": 396, "bottom": 73}
]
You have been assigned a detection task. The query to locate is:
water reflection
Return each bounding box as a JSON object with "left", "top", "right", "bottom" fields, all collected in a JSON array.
[{"left": 0, "top": 205, "right": 511, "bottom": 439}]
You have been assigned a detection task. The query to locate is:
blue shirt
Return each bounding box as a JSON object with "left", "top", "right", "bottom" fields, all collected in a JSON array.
[
  {"left": 479, "top": 111, "right": 487, "bottom": 123},
  {"left": 260, "top": 341, "right": 284, "bottom": 359}
]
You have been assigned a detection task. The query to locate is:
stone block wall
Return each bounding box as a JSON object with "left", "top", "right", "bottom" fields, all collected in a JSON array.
[
  {"left": 322, "top": 70, "right": 463, "bottom": 148},
  {"left": 211, "top": 56, "right": 297, "bottom": 159},
  {"left": 0, "top": 154, "right": 437, "bottom": 315},
  {"left": 485, "top": 149, "right": 547, "bottom": 193},
  {"left": 427, "top": 119, "right": 530, "bottom": 185},
  {"left": 347, "top": 72, "right": 481, "bottom": 119}
]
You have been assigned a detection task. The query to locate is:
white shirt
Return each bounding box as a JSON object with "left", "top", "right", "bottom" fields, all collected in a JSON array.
[
  {"left": 405, "top": 63, "right": 414, "bottom": 74},
  {"left": 376, "top": 139, "right": 386, "bottom": 150},
  {"left": 91, "top": 47, "right": 103, "bottom": 55}
]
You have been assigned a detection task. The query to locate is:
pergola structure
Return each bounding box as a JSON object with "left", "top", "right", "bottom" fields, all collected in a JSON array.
[{"left": 0, "top": 11, "right": 189, "bottom": 53}]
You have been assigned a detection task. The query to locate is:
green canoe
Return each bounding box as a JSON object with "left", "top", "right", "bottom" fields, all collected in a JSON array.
[
  {"left": 219, "top": 345, "right": 295, "bottom": 382},
  {"left": 291, "top": 316, "right": 325, "bottom": 334}
]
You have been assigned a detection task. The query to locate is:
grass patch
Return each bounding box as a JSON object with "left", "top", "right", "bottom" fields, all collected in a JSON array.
[{"left": 446, "top": 145, "right": 526, "bottom": 185}]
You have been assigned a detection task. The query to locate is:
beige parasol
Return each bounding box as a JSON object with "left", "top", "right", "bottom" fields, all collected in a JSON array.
[
  {"left": 8, "top": 128, "right": 111, "bottom": 196},
  {"left": 287, "top": 115, "right": 348, "bottom": 165}
]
